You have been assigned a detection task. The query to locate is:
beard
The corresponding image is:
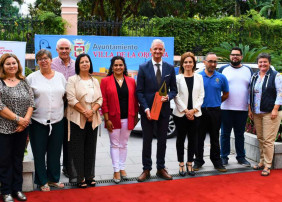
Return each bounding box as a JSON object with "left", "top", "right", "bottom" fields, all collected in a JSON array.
[
  {"left": 207, "top": 67, "right": 215, "bottom": 73},
  {"left": 231, "top": 60, "right": 241, "bottom": 66}
]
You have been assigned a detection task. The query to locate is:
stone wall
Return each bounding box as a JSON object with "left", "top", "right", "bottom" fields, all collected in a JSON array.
[{"left": 231, "top": 132, "right": 282, "bottom": 169}]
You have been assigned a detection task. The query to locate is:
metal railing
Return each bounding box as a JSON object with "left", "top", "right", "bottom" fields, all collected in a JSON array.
[
  {"left": 0, "top": 17, "right": 157, "bottom": 53},
  {"left": 77, "top": 18, "right": 155, "bottom": 37},
  {"left": 0, "top": 17, "right": 41, "bottom": 53}
]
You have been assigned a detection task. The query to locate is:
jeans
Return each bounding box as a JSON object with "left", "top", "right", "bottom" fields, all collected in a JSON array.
[{"left": 220, "top": 110, "right": 248, "bottom": 160}]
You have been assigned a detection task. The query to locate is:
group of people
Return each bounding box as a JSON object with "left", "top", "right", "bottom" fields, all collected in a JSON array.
[{"left": 0, "top": 38, "right": 281, "bottom": 202}]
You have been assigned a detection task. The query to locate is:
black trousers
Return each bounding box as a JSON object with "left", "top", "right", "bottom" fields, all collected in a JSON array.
[
  {"left": 141, "top": 114, "right": 169, "bottom": 170},
  {"left": 62, "top": 117, "right": 68, "bottom": 173},
  {"left": 173, "top": 115, "right": 199, "bottom": 163},
  {"left": 0, "top": 129, "right": 28, "bottom": 195},
  {"left": 194, "top": 108, "right": 222, "bottom": 166},
  {"left": 68, "top": 122, "right": 98, "bottom": 183}
]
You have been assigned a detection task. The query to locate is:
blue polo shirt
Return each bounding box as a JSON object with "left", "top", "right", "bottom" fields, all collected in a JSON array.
[{"left": 199, "top": 70, "right": 229, "bottom": 107}]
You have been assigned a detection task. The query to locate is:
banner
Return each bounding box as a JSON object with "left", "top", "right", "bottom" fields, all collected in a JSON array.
[
  {"left": 0, "top": 41, "right": 26, "bottom": 74},
  {"left": 34, "top": 35, "right": 174, "bottom": 73}
]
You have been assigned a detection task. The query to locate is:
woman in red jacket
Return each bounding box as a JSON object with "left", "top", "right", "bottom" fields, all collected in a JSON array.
[{"left": 100, "top": 56, "right": 138, "bottom": 184}]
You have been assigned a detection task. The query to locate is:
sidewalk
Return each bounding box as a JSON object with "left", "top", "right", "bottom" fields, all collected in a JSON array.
[{"left": 26, "top": 122, "right": 256, "bottom": 185}]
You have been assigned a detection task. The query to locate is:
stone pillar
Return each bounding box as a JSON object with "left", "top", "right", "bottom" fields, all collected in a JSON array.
[{"left": 60, "top": 0, "right": 80, "bottom": 35}]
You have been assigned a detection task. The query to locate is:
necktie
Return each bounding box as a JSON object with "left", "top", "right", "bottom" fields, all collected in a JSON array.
[{"left": 156, "top": 63, "right": 161, "bottom": 86}]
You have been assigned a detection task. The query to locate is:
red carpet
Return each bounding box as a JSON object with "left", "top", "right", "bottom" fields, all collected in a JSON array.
[{"left": 26, "top": 170, "right": 282, "bottom": 202}]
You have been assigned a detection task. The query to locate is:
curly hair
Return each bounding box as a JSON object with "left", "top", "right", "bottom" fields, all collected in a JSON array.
[{"left": 107, "top": 56, "right": 128, "bottom": 76}]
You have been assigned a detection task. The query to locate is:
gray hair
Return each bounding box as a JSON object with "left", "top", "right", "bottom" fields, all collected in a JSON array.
[
  {"left": 151, "top": 39, "right": 165, "bottom": 49},
  {"left": 256, "top": 53, "right": 271, "bottom": 63},
  {"left": 36, "top": 49, "right": 52, "bottom": 62},
  {"left": 56, "top": 38, "right": 71, "bottom": 49}
]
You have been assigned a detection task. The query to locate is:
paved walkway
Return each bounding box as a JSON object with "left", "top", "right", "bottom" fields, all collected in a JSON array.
[{"left": 26, "top": 122, "right": 256, "bottom": 184}]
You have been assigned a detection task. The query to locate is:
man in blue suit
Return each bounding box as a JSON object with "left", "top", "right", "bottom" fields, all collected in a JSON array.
[{"left": 136, "top": 39, "right": 177, "bottom": 182}]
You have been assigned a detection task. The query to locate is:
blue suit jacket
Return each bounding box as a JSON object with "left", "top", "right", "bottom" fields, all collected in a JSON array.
[{"left": 136, "top": 60, "right": 177, "bottom": 118}]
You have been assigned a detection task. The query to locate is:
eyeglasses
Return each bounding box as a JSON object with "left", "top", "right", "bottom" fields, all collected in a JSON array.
[
  {"left": 230, "top": 54, "right": 242, "bottom": 57},
  {"left": 206, "top": 60, "right": 218, "bottom": 64},
  {"left": 38, "top": 57, "right": 50, "bottom": 62}
]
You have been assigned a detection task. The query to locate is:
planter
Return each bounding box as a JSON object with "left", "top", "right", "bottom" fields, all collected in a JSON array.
[{"left": 230, "top": 132, "right": 282, "bottom": 169}]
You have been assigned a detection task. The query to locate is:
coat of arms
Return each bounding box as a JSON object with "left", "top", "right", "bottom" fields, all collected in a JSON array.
[{"left": 71, "top": 39, "right": 91, "bottom": 57}]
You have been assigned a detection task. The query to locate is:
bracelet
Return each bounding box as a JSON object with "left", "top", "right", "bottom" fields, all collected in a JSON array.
[
  {"left": 92, "top": 109, "right": 96, "bottom": 114},
  {"left": 14, "top": 115, "right": 20, "bottom": 122}
]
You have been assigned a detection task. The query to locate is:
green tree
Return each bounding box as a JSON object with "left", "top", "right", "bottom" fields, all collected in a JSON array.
[
  {"left": 247, "top": 0, "right": 282, "bottom": 19},
  {"left": 0, "top": 0, "right": 20, "bottom": 17},
  {"left": 78, "top": 0, "right": 144, "bottom": 21},
  {"left": 137, "top": 0, "right": 187, "bottom": 18},
  {"left": 29, "top": 0, "right": 61, "bottom": 17}
]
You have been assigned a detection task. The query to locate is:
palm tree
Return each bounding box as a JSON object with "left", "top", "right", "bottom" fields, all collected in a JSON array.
[
  {"left": 248, "top": 0, "right": 282, "bottom": 19},
  {"left": 212, "top": 42, "right": 268, "bottom": 62}
]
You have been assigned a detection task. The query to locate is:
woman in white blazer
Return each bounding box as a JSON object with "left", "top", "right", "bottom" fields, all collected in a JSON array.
[{"left": 173, "top": 52, "right": 204, "bottom": 176}]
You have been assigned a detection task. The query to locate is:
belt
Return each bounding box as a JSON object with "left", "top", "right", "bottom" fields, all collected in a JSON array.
[{"left": 201, "top": 107, "right": 220, "bottom": 111}]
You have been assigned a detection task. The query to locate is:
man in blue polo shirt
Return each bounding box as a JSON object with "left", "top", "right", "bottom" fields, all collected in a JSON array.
[{"left": 194, "top": 52, "right": 229, "bottom": 172}]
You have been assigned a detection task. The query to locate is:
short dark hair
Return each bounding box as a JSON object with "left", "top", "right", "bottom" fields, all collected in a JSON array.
[
  {"left": 205, "top": 52, "right": 216, "bottom": 60},
  {"left": 75, "top": 53, "right": 93, "bottom": 75},
  {"left": 107, "top": 56, "right": 128, "bottom": 76},
  {"left": 231, "top": 47, "right": 242, "bottom": 55},
  {"left": 256, "top": 53, "right": 271, "bottom": 63},
  {"left": 36, "top": 49, "right": 52, "bottom": 62},
  {"left": 179, "top": 52, "right": 197, "bottom": 73}
]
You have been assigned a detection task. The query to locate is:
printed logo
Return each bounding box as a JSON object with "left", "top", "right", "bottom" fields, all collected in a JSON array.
[
  {"left": 216, "top": 78, "right": 219, "bottom": 83},
  {"left": 71, "top": 39, "right": 91, "bottom": 57}
]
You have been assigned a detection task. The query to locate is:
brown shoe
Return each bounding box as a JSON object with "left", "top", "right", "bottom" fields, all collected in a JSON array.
[
  {"left": 137, "top": 170, "right": 150, "bottom": 182},
  {"left": 156, "top": 168, "right": 173, "bottom": 180}
]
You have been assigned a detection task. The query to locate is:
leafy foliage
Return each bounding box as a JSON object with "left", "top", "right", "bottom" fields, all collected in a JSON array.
[
  {"left": 212, "top": 42, "right": 268, "bottom": 62},
  {"left": 32, "top": 11, "right": 66, "bottom": 35},
  {"left": 247, "top": 0, "right": 282, "bottom": 19},
  {"left": 0, "top": 0, "right": 19, "bottom": 17},
  {"left": 29, "top": 0, "right": 61, "bottom": 16},
  {"left": 24, "top": 66, "right": 33, "bottom": 77},
  {"left": 78, "top": 0, "right": 144, "bottom": 21},
  {"left": 133, "top": 10, "right": 282, "bottom": 57},
  {"left": 271, "top": 52, "right": 282, "bottom": 72}
]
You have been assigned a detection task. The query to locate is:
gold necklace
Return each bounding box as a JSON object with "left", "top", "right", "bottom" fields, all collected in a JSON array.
[{"left": 115, "top": 77, "right": 124, "bottom": 83}]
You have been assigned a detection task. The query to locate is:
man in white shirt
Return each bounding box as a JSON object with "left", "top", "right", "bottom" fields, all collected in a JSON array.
[{"left": 218, "top": 47, "right": 253, "bottom": 167}]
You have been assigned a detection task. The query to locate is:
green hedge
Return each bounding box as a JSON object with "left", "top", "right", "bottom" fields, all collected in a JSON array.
[{"left": 130, "top": 11, "right": 282, "bottom": 56}]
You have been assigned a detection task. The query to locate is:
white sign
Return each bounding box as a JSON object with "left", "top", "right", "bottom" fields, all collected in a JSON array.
[{"left": 0, "top": 41, "right": 26, "bottom": 75}]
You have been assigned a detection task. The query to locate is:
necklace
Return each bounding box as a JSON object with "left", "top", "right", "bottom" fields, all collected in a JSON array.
[
  {"left": 115, "top": 77, "right": 124, "bottom": 83},
  {"left": 7, "top": 78, "right": 16, "bottom": 82}
]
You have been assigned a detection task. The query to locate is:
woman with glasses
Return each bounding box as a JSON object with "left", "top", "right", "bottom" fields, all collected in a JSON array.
[{"left": 26, "top": 49, "right": 66, "bottom": 191}]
